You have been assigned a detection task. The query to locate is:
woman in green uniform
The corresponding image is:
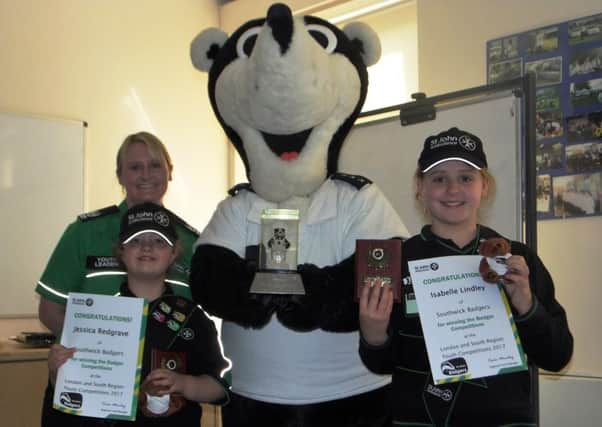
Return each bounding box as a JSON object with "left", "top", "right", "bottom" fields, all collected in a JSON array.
[{"left": 35, "top": 131, "right": 199, "bottom": 335}]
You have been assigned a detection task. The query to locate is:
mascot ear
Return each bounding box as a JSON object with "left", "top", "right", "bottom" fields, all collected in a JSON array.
[
  {"left": 342, "top": 22, "right": 381, "bottom": 67},
  {"left": 190, "top": 28, "right": 228, "bottom": 72}
]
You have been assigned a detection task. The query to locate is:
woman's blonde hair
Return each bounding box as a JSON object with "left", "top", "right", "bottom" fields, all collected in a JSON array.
[
  {"left": 413, "top": 166, "right": 497, "bottom": 221},
  {"left": 115, "top": 131, "right": 173, "bottom": 180}
]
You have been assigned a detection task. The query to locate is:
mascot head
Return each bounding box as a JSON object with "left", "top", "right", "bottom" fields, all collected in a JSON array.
[{"left": 191, "top": 2, "right": 380, "bottom": 202}]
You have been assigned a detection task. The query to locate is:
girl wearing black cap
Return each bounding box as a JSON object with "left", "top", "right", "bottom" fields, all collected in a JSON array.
[
  {"left": 36, "top": 131, "right": 200, "bottom": 337},
  {"left": 358, "top": 128, "right": 573, "bottom": 426},
  {"left": 43, "top": 203, "right": 229, "bottom": 426}
]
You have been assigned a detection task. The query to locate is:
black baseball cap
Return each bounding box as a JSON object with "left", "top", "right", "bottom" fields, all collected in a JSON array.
[
  {"left": 418, "top": 127, "right": 488, "bottom": 172},
  {"left": 119, "top": 202, "right": 178, "bottom": 247}
]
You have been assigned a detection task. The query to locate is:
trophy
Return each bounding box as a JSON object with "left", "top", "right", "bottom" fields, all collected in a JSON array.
[
  {"left": 249, "top": 208, "right": 305, "bottom": 295},
  {"left": 355, "top": 239, "right": 402, "bottom": 302}
]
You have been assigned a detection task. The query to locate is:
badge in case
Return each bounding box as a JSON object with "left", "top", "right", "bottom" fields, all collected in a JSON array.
[{"left": 355, "top": 239, "right": 402, "bottom": 302}]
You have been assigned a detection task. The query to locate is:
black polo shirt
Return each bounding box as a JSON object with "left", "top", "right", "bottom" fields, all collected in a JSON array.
[
  {"left": 359, "top": 225, "right": 573, "bottom": 426},
  {"left": 120, "top": 282, "right": 229, "bottom": 425},
  {"left": 42, "top": 283, "right": 229, "bottom": 427}
]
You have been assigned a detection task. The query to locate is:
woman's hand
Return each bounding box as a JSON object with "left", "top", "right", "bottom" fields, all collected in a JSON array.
[
  {"left": 359, "top": 278, "right": 393, "bottom": 346},
  {"left": 48, "top": 344, "right": 76, "bottom": 386},
  {"left": 502, "top": 255, "right": 533, "bottom": 316}
]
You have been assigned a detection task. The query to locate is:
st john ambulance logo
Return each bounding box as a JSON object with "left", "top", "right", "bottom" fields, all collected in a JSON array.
[
  {"left": 180, "top": 328, "right": 195, "bottom": 340},
  {"left": 458, "top": 135, "right": 476, "bottom": 151},
  {"left": 154, "top": 211, "right": 170, "bottom": 226}
]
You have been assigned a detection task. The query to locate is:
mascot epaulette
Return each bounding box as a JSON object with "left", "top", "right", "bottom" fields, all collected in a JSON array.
[
  {"left": 78, "top": 205, "right": 119, "bottom": 221},
  {"left": 228, "top": 183, "right": 254, "bottom": 197},
  {"left": 169, "top": 210, "right": 201, "bottom": 237},
  {"left": 331, "top": 173, "right": 372, "bottom": 190}
]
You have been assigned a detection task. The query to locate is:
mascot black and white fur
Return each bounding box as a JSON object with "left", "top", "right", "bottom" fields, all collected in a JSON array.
[{"left": 190, "top": 3, "right": 408, "bottom": 426}]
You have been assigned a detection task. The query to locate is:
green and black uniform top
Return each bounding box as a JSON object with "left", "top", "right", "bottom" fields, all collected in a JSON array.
[
  {"left": 122, "top": 282, "right": 230, "bottom": 424},
  {"left": 359, "top": 225, "right": 573, "bottom": 427},
  {"left": 36, "top": 201, "right": 199, "bottom": 304},
  {"left": 42, "top": 283, "right": 230, "bottom": 427}
]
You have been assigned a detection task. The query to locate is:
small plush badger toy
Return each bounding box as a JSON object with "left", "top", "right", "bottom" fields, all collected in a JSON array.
[{"left": 478, "top": 237, "right": 511, "bottom": 283}]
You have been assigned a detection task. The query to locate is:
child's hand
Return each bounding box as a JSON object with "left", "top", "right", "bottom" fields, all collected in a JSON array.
[
  {"left": 501, "top": 255, "right": 533, "bottom": 316},
  {"left": 143, "top": 369, "right": 227, "bottom": 404},
  {"left": 48, "top": 344, "right": 76, "bottom": 386},
  {"left": 143, "top": 369, "right": 183, "bottom": 396},
  {"left": 140, "top": 369, "right": 188, "bottom": 417},
  {"left": 359, "top": 278, "right": 393, "bottom": 346}
]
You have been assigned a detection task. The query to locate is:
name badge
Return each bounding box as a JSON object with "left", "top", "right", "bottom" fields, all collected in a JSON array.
[{"left": 405, "top": 289, "right": 419, "bottom": 316}]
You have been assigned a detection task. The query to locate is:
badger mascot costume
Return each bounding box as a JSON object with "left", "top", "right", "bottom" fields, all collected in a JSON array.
[{"left": 190, "top": 3, "right": 408, "bottom": 426}]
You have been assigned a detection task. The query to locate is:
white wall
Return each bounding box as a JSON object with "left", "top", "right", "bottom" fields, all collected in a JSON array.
[
  {"left": 327, "top": 3, "right": 418, "bottom": 111},
  {"left": 0, "top": 0, "right": 226, "bottom": 232},
  {"left": 220, "top": 0, "right": 318, "bottom": 32}
]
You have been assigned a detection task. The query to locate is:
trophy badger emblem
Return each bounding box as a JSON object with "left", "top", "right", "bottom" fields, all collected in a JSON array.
[{"left": 267, "top": 227, "right": 290, "bottom": 264}]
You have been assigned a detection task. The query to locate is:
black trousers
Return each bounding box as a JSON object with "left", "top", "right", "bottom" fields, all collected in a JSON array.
[{"left": 222, "top": 384, "right": 392, "bottom": 427}]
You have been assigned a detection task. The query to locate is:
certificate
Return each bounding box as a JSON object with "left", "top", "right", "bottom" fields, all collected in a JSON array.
[
  {"left": 408, "top": 255, "right": 526, "bottom": 384},
  {"left": 53, "top": 293, "right": 148, "bottom": 420}
]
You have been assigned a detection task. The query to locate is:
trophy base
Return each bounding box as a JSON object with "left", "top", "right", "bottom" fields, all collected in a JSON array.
[{"left": 250, "top": 271, "right": 306, "bottom": 295}]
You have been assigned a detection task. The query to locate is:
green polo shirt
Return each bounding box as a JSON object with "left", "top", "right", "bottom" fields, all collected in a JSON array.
[{"left": 36, "top": 201, "right": 199, "bottom": 304}]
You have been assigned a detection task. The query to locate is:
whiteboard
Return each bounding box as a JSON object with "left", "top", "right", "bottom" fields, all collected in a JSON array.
[
  {"left": 339, "top": 93, "right": 523, "bottom": 241},
  {"left": 0, "top": 112, "right": 85, "bottom": 316}
]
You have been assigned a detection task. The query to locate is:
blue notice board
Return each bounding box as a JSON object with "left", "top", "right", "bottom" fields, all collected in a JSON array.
[{"left": 487, "top": 12, "right": 602, "bottom": 220}]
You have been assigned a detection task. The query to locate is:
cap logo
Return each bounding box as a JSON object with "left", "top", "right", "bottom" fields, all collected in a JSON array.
[
  {"left": 127, "top": 210, "right": 169, "bottom": 227},
  {"left": 420, "top": 128, "right": 485, "bottom": 172},
  {"left": 154, "top": 211, "right": 170, "bottom": 227},
  {"left": 458, "top": 135, "right": 476, "bottom": 151},
  {"left": 430, "top": 135, "right": 458, "bottom": 149},
  {"left": 127, "top": 211, "right": 153, "bottom": 225},
  {"left": 120, "top": 203, "right": 177, "bottom": 246},
  {"left": 430, "top": 134, "right": 476, "bottom": 152}
]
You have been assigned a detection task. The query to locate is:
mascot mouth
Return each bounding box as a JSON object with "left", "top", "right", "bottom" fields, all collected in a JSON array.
[{"left": 261, "top": 128, "right": 312, "bottom": 161}]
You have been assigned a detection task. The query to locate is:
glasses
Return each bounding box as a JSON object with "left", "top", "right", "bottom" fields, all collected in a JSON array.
[{"left": 123, "top": 236, "right": 171, "bottom": 250}]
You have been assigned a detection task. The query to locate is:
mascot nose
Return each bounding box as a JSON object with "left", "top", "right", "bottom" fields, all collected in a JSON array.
[{"left": 266, "top": 3, "right": 293, "bottom": 54}]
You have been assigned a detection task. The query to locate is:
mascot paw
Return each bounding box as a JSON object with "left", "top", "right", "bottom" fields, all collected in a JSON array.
[
  {"left": 294, "top": 261, "right": 358, "bottom": 332},
  {"left": 267, "top": 263, "right": 329, "bottom": 331},
  {"left": 237, "top": 298, "right": 277, "bottom": 329},
  {"left": 276, "top": 294, "right": 321, "bottom": 332},
  {"left": 250, "top": 293, "right": 289, "bottom": 310},
  {"left": 297, "top": 263, "right": 327, "bottom": 296},
  {"left": 478, "top": 238, "right": 511, "bottom": 284}
]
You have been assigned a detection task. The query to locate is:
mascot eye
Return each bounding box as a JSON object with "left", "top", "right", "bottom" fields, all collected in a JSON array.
[
  {"left": 306, "top": 24, "right": 337, "bottom": 53},
  {"left": 236, "top": 26, "right": 262, "bottom": 58}
]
